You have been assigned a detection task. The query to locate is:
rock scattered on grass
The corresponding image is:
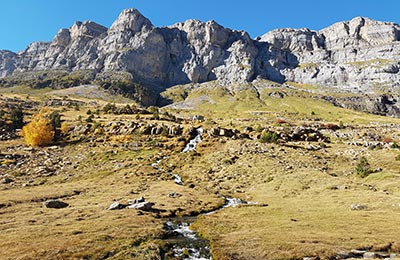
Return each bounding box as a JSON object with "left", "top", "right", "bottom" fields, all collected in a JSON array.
[
  {"left": 127, "top": 202, "right": 154, "bottom": 211},
  {"left": 43, "top": 199, "right": 69, "bottom": 209},
  {"left": 108, "top": 201, "right": 126, "bottom": 210},
  {"left": 351, "top": 204, "right": 368, "bottom": 210}
]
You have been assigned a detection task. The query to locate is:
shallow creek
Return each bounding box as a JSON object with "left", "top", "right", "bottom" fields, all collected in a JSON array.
[
  {"left": 154, "top": 128, "right": 255, "bottom": 259},
  {"left": 163, "top": 197, "right": 249, "bottom": 260}
]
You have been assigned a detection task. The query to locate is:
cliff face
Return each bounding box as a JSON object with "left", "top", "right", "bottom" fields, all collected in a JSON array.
[
  {"left": 261, "top": 17, "right": 400, "bottom": 91},
  {"left": 0, "top": 9, "right": 399, "bottom": 108}
]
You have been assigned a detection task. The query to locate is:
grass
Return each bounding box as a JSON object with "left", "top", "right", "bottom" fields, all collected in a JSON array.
[
  {"left": 297, "top": 62, "right": 321, "bottom": 69},
  {"left": 2, "top": 82, "right": 400, "bottom": 259},
  {"left": 347, "top": 59, "right": 398, "bottom": 68},
  {"left": 189, "top": 141, "right": 400, "bottom": 259}
]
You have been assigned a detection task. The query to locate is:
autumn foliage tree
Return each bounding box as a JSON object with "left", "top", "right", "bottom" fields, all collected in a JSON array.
[{"left": 21, "top": 108, "right": 55, "bottom": 146}]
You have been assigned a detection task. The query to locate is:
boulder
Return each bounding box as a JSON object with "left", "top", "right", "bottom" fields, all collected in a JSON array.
[
  {"left": 108, "top": 201, "right": 126, "bottom": 210},
  {"left": 127, "top": 202, "right": 155, "bottom": 211},
  {"left": 43, "top": 199, "right": 69, "bottom": 209}
]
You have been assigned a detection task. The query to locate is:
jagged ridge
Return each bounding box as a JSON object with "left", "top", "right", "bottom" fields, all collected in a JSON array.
[{"left": 0, "top": 9, "right": 399, "bottom": 108}]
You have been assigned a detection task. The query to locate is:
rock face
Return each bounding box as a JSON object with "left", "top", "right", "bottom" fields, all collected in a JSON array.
[
  {"left": 0, "top": 10, "right": 399, "bottom": 108},
  {"left": 261, "top": 17, "right": 400, "bottom": 91}
]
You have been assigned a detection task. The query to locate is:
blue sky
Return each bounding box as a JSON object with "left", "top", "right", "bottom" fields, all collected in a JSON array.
[{"left": 1, "top": 0, "right": 399, "bottom": 52}]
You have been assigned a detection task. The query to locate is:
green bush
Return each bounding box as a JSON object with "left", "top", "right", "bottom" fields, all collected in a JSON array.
[
  {"left": 355, "top": 156, "right": 373, "bottom": 178},
  {"left": 259, "top": 131, "right": 279, "bottom": 143},
  {"left": 9, "top": 107, "right": 24, "bottom": 129}
]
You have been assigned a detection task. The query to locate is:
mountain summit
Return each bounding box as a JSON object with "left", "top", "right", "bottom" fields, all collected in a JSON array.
[{"left": 0, "top": 9, "right": 399, "bottom": 104}]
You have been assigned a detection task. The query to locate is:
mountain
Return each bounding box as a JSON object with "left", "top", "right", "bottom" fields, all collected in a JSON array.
[{"left": 0, "top": 9, "right": 399, "bottom": 113}]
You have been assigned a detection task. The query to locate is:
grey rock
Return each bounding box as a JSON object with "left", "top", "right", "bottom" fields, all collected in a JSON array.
[
  {"left": 128, "top": 196, "right": 145, "bottom": 204},
  {"left": 127, "top": 201, "right": 154, "bottom": 211},
  {"left": 108, "top": 201, "right": 126, "bottom": 210},
  {"left": 2, "top": 177, "right": 14, "bottom": 184},
  {"left": 0, "top": 10, "right": 399, "bottom": 114},
  {"left": 351, "top": 203, "right": 368, "bottom": 210},
  {"left": 173, "top": 174, "right": 184, "bottom": 185},
  {"left": 43, "top": 199, "right": 69, "bottom": 209}
]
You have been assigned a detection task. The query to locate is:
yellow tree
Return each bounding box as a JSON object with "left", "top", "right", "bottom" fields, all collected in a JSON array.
[{"left": 21, "top": 108, "right": 55, "bottom": 146}]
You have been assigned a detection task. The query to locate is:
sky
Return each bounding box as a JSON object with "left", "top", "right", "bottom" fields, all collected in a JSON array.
[{"left": 1, "top": 0, "right": 399, "bottom": 52}]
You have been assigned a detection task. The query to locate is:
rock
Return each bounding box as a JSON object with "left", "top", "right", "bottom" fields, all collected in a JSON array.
[
  {"left": 108, "top": 201, "right": 126, "bottom": 210},
  {"left": 43, "top": 199, "right": 69, "bottom": 209},
  {"left": 128, "top": 196, "right": 145, "bottom": 204},
  {"left": 0, "top": 10, "right": 399, "bottom": 114},
  {"left": 2, "top": 177, "right": 14, "bottom": 184},
  {"left": 351, "top": 203, "right": 368, "bottom": 210},
  {"left": 173, "top": 174, "right": 184, "bottom": 185},
  {"left": 168, "top": 192, "right": 181, "bottom": 198},
  {"left": 127, "top": 202, "right": 155, "bottom": 211}
]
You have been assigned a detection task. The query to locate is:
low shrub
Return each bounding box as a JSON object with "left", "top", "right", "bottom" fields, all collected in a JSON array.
[
  {"left": 259, "top": 131, "right": 279, "bottom": 143},
  {"left": 21, "top": 108, "right": 54, "bottom": 146},
  {"left": 355, "top": 156, "right": 373, "bottom": 178}
]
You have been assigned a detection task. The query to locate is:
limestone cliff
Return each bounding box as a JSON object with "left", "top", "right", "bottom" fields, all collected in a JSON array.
[{"left": 0, "top": 9, "right": 399, "bottom": 114}]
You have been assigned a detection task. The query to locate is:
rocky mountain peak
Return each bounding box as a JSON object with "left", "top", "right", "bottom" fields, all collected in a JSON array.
[
  {"left": 170, "top": 18, "right": 230, "bottom": 47},
  {"left": 320, "top": 16, "right": 400, "bottom": 49},
  {"left": 260, "top": 28, "right": 324, "bottom": 52},
  {"left": 0, "top": 9, "right": 399, "bottom": 112},
  {"left": 69, "top": 21, "right": 107, "bottom": 39},
  {"left": 109, "top": 8, "right": 153, "bottom": 34}
]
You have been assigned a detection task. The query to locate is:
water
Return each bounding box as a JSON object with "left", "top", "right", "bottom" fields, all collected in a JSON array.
[
  {"left": 164, "top": 197, "right": 255, "bottom": 259},
  {"left": 182, "top": 128, "right": 203, "bottom": 152},
  {"left": 164, "top": 219, "right": 211, "bottom": 260}
]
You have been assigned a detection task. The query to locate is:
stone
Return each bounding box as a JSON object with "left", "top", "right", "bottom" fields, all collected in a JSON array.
[
  {"left": 173, "top": 174, "right": 184, "bottom": 185},
  {"left": 351, "top": 204, "right": 368, "bottom": 210},
  {"left": 108, "top": 201, "right": 126, "bottom": 210},
  {"left": 127, "top": 202, "right": 154, "bottom": 211},
  {"left": 2, "top": 177, "right": 14, "bottom": 184},
  {"left": 128, "top": 196, "right": 145, "bottom": 204},
  {"left": 43, "top": 199, "right": 69, "bottom": 209},
  {"left": 168, "top": 192, "right": 181, "bottom": 198},
  {"left": 0, "top": 10, "right": 399, "bottom": 115}
]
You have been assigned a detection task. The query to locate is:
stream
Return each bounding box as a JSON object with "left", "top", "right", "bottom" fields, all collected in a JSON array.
[
  {"left": 182, "top": 128, "right": 203, "bottom": 153},
  {"left": 162, "top": 197, "right": 250, "bottom": 260},
  {"left": 154, "top": 127, "right": 255, "bottom": 259}
]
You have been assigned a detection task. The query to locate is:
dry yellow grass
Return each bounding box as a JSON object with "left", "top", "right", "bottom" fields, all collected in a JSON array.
[{"left": 2, "top": 83, "right": 400, "bottom": 259}]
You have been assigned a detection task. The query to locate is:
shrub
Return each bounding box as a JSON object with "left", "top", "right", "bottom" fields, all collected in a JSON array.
[
  {"left": 147, "top": 106, "right": 159, "bottom": 114},
  {"left": 103, "top": 103, "right": 116, "bottom": 113},
  {"left": 9, "top": 107, "right": 24, "bottom": 129},
  {"left": 259, "top": 131, "right": 279, "bottom": 143},
  {"left": 355, "top": 156, "right": 373, "bottom": 178},
  {"left": 60, "top": 122, "right": 69, "bottom": 134},
  {"left": 395, "top": 154, "right": 400, "bottom": 161},
  {"left": 21, "top": 108, "right": 54, "bottom": 146},
  {"left": 275, "top": 118, "right": 287, "bottom": 125},
  {"left": 382, "top": 136, "right": 394, "bottom": 143},
  {"left": 49, "top": 110, "right": 61, "bottom": 130}
]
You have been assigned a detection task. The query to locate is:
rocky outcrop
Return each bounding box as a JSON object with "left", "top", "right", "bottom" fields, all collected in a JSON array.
[
  {"left": 321, "top": 94, "right": 400, "bottom": 117},
  {"left": 261, "top": 17, "right": 400, "bottom": 90},
  {"left": 0, "top": 10, "right": 399, "bottom": 111},
  {"left": 0, "top": 8, "right": 263, "bottom": 91},
  {"left": 0, "top": 50, "right": 18, "bottom": 78}
]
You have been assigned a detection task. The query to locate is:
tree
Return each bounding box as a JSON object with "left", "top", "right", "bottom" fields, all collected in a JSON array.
[
  {"left": 9, "top": 107, "right": 24, "bottom": 129},
  {"left": 355, "top": 156, "right": 373, "bottom": 178},
  {"left": 21, "top": 108, "right": 54, "bottom": 147},
  {"left": 49, "top": 110, "right": 61, "bottom": 130}
]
